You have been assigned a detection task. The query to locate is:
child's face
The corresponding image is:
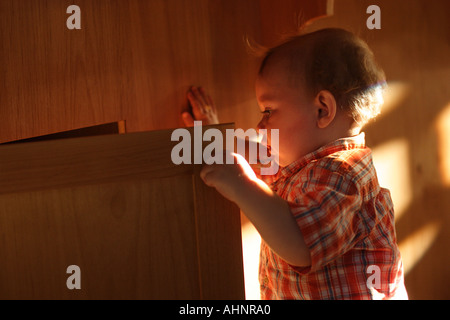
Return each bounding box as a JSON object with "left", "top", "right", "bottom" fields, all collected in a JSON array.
[{"left": 255, "top": 61, "right": 319, "bottom": 167}]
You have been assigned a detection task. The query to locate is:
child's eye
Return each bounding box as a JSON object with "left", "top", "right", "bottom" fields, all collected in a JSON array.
[{"left": 261, "top": 109, "right": 272, "bottom": 117}]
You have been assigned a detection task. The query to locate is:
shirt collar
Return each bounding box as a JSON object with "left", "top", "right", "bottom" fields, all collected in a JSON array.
[{"left": 276, "top": 132, "right": 367, "bottom": 179}]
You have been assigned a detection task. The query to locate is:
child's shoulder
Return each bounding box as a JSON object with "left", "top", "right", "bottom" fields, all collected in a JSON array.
[
  {"left": 315, "top": 146, "right": 372, "bottom": 172},
  {"left": 297, "top": 146, "right": 375, "bottom": 187}
]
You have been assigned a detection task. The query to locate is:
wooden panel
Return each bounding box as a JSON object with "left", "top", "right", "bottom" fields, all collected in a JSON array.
[
  {"left": 0, "top": 128, "right": 189, "bottom": 195},
  {"left": 259, "top": 0, "right": 330, "bottom": 47},
  {"left": 0, "top": 177, "right": 200, "bottom": 299},
  {"left": 0, "top": 0, "right": 262, "bottom": 143},
  {"left": 0, "top": 123, "right": 232, "bottom": 195},
  {"left": 0, "top": 123, "right": 244, "bottom": 299},
  {"left": 1, "top": 121, "right": 126, "bottom": 145},
  {"left": 193, "top": 171, "right": 245, "bottom": 299},
  {"left": 205, "top": 0, "right": 263, "bottom": 131},
  {"left": 0, "top": 0, "right": 128, "bottom": 142}
]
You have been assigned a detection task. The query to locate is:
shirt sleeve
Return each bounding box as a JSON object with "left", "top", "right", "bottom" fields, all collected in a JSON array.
[{"left": 287, "top": 165, "right": 365, "bottom": 274}]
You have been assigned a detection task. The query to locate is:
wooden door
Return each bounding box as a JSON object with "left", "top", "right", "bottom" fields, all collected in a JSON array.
[{"left": 0, "top": 123, "right": 244, "bottom": 299}]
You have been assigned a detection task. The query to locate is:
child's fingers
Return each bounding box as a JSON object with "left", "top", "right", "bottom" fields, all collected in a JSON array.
[
  {"left": 200, "top": 164, "right": 218, "bottom": 187},
  {"left": 186, "top": 86, "right": 219, "bottom": 125},
  {"left": 187, "top": 90, "right": 203, "bottom": 113},
  {"left": 191, "top": 86, "right": 208, "bottom": 111},
  {"left": 182, "top": 112, "right": 195, "bottom": 127},
  {"left": 196, "top": 86, "right": 209, "bottom": 106},
  {"left": 199, "top": 87, "right": 215, "bottom": 110},
  {"left": 198, "top": 87, "right": 219, "bottom": 123}
]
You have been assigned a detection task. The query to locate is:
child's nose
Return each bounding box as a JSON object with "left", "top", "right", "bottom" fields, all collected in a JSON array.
[{"left": 257, "top": 118, "right": 266, "bottom": 130}]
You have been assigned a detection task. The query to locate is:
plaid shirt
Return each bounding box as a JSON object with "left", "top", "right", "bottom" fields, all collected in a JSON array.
[{"left": 258, "top": 133, "right": 407, "bottom": 300}]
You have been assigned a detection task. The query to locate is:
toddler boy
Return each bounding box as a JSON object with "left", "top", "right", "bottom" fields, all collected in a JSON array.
[{"left": 184, "top": 28, "right": 407, "bottom": 300}]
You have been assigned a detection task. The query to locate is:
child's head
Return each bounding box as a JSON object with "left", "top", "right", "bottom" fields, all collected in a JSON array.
[{"left": 255, "top": 28, "right": 386, "bottom": 166}]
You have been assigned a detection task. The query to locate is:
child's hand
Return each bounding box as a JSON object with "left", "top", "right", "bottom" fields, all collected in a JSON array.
[
  {"left": 200, "top": 151, "right": 256, "bottom": 203},
  {"left": 183, "top": 86, "right": 219, "bottom": 126}
]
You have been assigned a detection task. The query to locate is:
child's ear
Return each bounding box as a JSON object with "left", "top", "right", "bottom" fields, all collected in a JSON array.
[{"left": 314, "top": 90, "right": 337, "bottom": 129}]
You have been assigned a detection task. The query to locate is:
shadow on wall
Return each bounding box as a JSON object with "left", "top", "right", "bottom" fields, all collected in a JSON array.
[{"left": 365, "top": 82, "right": 450, "bottom": 299}]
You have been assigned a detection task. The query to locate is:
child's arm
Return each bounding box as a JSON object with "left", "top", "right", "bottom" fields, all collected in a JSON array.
[{"left": 201, "top": 153, "right": 311, "bottom": 267}]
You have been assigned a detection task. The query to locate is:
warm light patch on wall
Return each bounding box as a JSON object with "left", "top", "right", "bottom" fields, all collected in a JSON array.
[
  {"left": 378, "top": 81, "right": 410, "bottom": 119},
  {"left": 241, "top": 218, "right": 261, "bottom": 300},
  {"left": 399, "top": 221, "right": 441, "bottom": 275},
  {"left": 435, "top": 103, "right": 450, "bottom": 186},
  {"left": 371, "top": 139, "right": 411, "bottom": 221}
]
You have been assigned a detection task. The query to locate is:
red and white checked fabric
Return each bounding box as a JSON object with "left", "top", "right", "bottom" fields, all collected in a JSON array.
[{"left": 258, "top": 133, "right": 407, "bottom": 300}]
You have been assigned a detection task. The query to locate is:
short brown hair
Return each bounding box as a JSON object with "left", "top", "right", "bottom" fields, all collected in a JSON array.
[{"left": 259, "top": 28, "right": 386, "bottom": 126}]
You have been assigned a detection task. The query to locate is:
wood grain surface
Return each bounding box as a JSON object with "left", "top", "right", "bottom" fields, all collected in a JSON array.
[{"left": 0, "top": 123, "right": 244, "bottom": 299}]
